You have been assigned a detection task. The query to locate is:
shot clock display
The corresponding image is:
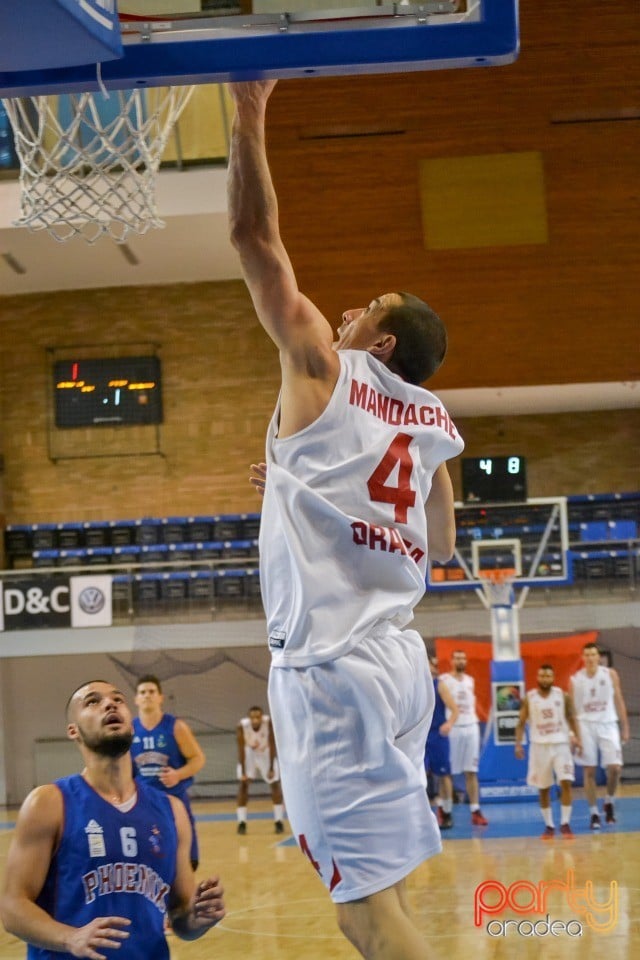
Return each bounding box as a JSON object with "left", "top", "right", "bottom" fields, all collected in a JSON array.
[
  {"left": 461, "top": 455, "right": 527, "bottom": 503},
  {"left": 54, "top": 356, "right": 162, "bottom": 428}
]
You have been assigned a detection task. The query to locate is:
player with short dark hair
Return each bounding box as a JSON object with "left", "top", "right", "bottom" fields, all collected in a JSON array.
[
  {"left": 0, "top": 680, "right": 225, "bottom": 959},
  {"left": 438, "top": 650, "right": 489, "bottom": 826},
  {"left": 571, "top": 642, "right": 630, "bottom": 828},
  {"left": 515, "top": 664, "right": 582, "bottom": 839},
  {"left": 236, "top": 705, "right": 285, "bottom": 834},
  {"left": 131, "top": 674, "right": 205, "bottom": 870},
  {"left": 229, "top": 79, "right": 463, "bottom": 960}
]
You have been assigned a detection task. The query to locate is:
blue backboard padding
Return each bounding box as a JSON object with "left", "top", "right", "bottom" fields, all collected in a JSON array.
[
  {"left": 0, "top": 0, "right": 122, "bottom": 74},
  {"left": 0, "top": 0, "right": 519, "bottom": 96}
]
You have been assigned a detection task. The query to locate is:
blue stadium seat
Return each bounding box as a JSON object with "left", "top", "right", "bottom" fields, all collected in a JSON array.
[
  {"left": 160, "top": 571, "right": 190, "bottom": 601},
  {"left": 32, "top": 549, "right": 59, "bottom": 567},
  {"left": 57, "top": 522, "right": 84, "bottom": 549},
  {"left": 187, "top": 517, "right": 214, "bottom": 543},
  {"left": 222, "top": 539, "right": 259, "bottom": 561},
  {"left": 140, "top": 543, "right": 169, "bottom": 564},
  {"left": 135, "top": 517, "right": 162, "bottom": 546},
  {"left": 214, "top": 569, "right": 247, "bottom": 598},
  {"left": 112, "top": 574, "right": 134, "bottom": 605},
  {"left": 167, "top": 542, "right": 195, "bottom": 563},
  {"left": 32, "top": 524, "right": 57, "bottom": 551},
  {"left": 85, "top": 547, "right": 114, "bottom": 565},
  {"left": 84, "top": 521, "right": 110, "bottom": 548},
  {"left": 110, "top": 520, "right": 137, "bottom": 547},
  {"left": 187, "top": 570, "right": 215, "bottom": 601},
  {"left": 212, "top": 516, "right": 241, "bottom": 541},
  {"left": 111, "top": 545, "right": 141, "bottom": 565},
  {"left": 134, "top": 573, "right": 161, "bottom": 603},
  {"left": 57, "top": 548, "right": 87, "bottom": 567},
  {"left": 161, "top": 516, "right": 189, "bottom": 544}
]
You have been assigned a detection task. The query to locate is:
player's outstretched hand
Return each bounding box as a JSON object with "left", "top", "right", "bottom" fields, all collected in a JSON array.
[
  {"left": 228, "top": 80, "right": 278, "bottom": 106},
  {"left": 249, "top": 462, "right": 267, "bottom": 497},
  {"left": 67, "top": 916, "right": 130, "bottom": 960},
  {"left": 191, "top": 877, "right": 226, "bottom": 930}
]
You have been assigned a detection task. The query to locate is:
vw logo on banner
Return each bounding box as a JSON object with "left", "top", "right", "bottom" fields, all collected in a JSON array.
[{"left": 70, "top": 576, "right": 112, "bottom": 627}]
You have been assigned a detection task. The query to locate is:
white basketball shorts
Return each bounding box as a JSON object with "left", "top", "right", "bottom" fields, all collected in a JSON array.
[
  {"left": 527, "top": 742, "right": 575, "bottom": 789},
  {"left": 448, "top": 724, "right": 480, "bottom": 775},
  {"left": 268, "top": 623, "right": 441, "bottom": 903},
  {"left": 237, "top": 751, "right": 280, "bottom": 784},
  {"left": 576, "top": 720, "right": 623, "bottom": 768}
]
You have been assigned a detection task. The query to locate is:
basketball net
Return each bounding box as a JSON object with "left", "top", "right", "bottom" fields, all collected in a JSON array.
[
  {"left": 2, "top": 86, "right": 194, "bottom": 243},
  {"left": 477, "top": 568, "right": 515, "bottom": 608}
]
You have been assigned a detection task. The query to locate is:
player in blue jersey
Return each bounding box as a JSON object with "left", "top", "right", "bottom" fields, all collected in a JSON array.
[
  {"left": 0, "top": 680, "right": 225, "bottom": 960},
  {"left": 424, "top": 652, "right": 459, "bottom": 830},
  {"left": 132, "top": 675, "right": 205, "bottom": 869}
]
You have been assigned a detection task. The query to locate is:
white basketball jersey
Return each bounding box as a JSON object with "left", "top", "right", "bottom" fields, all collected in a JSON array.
[
  {"left": 241, "top": 716, "right": 271, "bottom": 754},
  {"left": 526, "top": 686, "right": 569, "bottom": 744},
  {"left": 572, "top": 666, "right": 618, "bottom": 722},
  {"left": 438, "top": 673, "right": 478, "bottom": 727},
  {"left": 260, "top": 350, "right": 464, "bottom": 667}
]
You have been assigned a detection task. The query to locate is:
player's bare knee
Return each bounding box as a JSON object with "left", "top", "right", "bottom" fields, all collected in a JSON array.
[{"left": 335, "top": 903, "right": 377, "bottom": 956}]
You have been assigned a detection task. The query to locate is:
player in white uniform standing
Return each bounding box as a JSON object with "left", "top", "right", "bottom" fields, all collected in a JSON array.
[
  {"left": 515, "top": 664, "right": 582, "bottom": 839},
  {"left": 229, "top": 80, "right": 463, "bottom": 960},
  {"left": 236, "top": 706, "right": 285, "bottom": 834},
  {"left": 438, "top": 650, "right": 488, "bottom": 826},
  {"left": 570, "top": 641, "right": 630, "bottom": 829}
]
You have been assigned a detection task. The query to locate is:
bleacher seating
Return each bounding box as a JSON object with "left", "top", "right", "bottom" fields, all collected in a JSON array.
[
  {"left": 4, "top": 496, "right": 639, "bottom": 614},
  {"left": 4, "top": 513, "right": 261, "bottom": 570}
]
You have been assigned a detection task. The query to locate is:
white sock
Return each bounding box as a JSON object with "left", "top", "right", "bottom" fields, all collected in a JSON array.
[
  {"left": 442, "top": 798, "right": 453, "bottom": 814},
  {"left": 541, "top": 807, "right": 554, "bottom": 828},
  {"left": 237, "top": 806, "right": 247, "bottom": 823},
  {"left": 589, "top": 805, "right": 599, "bottom": 816},
  {"left": 561, "top": 805, "right": 572, "bottom": 825},
  {"left": 605, "top": 795, "right": 615, "bottom": 805},
  {"left": 273, "top": 804, "right": 284, "bottom": 821},
  {"left": 470, "top": 804, "right": 480, "bottom": 813}
]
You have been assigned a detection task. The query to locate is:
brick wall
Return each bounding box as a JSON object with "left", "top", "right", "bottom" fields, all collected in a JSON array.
[{"left": 0, "top": 280, "right": 637, "bottom": 527}]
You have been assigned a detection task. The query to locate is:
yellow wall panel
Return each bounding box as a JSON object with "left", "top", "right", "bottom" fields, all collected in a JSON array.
[{"left": 419, "top": 151, "right": 548, "bottom": 250}]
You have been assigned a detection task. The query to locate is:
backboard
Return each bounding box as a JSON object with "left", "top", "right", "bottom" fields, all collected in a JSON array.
[
  {"left": 428, "top": 496, "right": 571, "bottom": 592},
  {"left": 0, "top": 0, "right": 519, "bottom": 96}
]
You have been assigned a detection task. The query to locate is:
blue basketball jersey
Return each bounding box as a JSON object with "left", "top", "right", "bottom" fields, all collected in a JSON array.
[
  {"left": 430, "top": 678, "right": 447, "bottom": 731},
  {"left": 131, "top": 713, "right": 192, "bottom": 799},
  {"left": 29, "top": 775, "right": 177, "bottom": 960}
]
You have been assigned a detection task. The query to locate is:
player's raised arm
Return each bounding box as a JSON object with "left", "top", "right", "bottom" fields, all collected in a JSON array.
[{"left": 227, "top": 82, "right": 334, "bottom": 365}]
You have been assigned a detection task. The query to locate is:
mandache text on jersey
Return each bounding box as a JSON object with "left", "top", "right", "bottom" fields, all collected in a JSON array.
[{"left": 349, "top": 378, "right": 458, "bottom": 439}]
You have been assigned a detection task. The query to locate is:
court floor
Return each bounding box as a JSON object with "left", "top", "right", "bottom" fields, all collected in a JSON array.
[{"left": 0, "top": 791, "right": 638, "bottom": 960}]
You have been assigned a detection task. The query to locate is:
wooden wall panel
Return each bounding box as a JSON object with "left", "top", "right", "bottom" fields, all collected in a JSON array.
[{"left": 261, "top": 0, "right": 639, "bottom": 391}]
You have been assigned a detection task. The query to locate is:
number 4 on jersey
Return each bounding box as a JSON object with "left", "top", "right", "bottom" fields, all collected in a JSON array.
[{"left": 367, "top": 433, "right": 416, "bottom": 524}]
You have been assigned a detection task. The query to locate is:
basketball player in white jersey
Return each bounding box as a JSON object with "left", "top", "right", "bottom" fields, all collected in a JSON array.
[
  {"left": 515, "top": 664, "right": 582, "bottom": 839},
  {"left": 570, "top": 642, "right": 630, "bottom": 829},
  {"left": 438, "top": 650, "right": 489, "bottom": 825},
  {"left": 229, "top": 79, "right": 462, "bottom": 959},
  {"left": 236, "top": 706, "right": 285, "bottom": 834}
]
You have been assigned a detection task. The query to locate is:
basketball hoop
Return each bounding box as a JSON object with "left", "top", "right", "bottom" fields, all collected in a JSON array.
[
  {"left": 477, "top": 568, "right": 515, "bottom": 606},
  {"left": 1, "top": 86, "right": 194, "bottom": 243}
]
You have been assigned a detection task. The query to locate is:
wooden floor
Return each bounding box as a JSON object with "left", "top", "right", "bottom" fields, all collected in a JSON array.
[{"left": 1, "top": 795, "right": 639, "bottom": 960}]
